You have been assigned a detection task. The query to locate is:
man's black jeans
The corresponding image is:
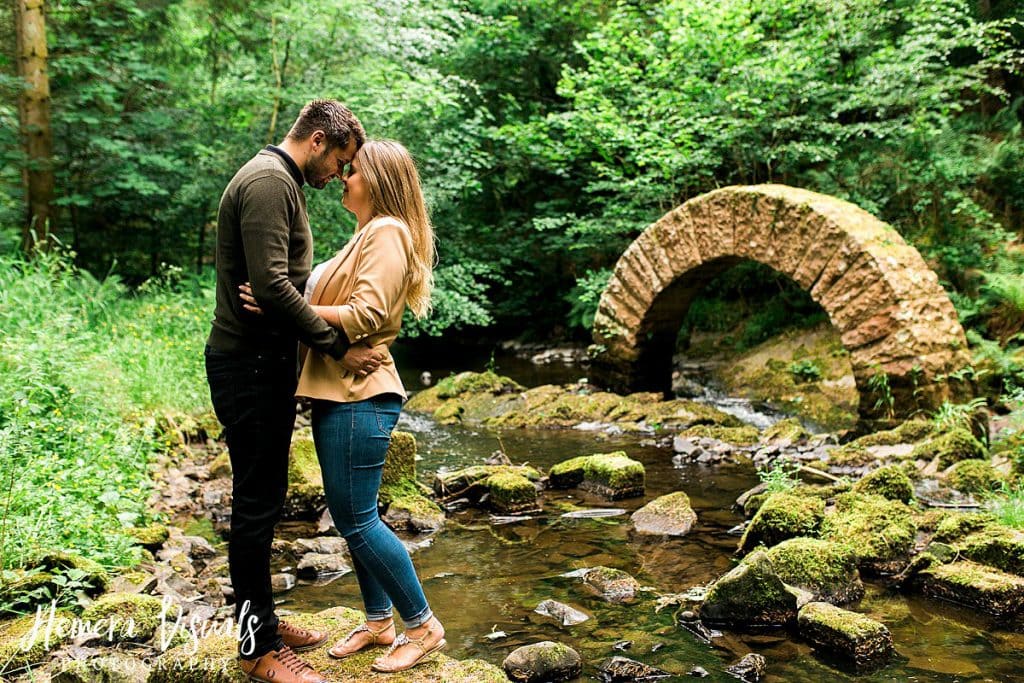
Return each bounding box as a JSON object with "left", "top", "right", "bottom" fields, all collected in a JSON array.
[{"left": 205, "top": 344, "right": 297, "bottom": 658}]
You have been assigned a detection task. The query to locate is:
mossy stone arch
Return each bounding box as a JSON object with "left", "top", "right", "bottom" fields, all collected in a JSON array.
[{"left": 589, "top": 184, "right": 973, "bottom": 420}]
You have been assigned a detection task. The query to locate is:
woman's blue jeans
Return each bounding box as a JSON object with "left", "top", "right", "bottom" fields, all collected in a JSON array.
[{"left": 311, "top": 394, "right": 433, "bottom": 628}]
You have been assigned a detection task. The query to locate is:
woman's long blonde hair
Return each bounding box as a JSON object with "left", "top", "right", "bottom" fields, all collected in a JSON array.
[{"left": 355, "top": 140, "right": 435, "bottom": 318}]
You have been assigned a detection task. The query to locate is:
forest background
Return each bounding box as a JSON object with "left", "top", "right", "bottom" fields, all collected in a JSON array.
[{"left": 1, "top": 0, "right": 1024, "bottom": 581}]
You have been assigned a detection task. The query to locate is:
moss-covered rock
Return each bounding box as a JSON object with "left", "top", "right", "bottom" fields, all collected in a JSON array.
[
  {"left": 762, "top": 417, "right": 810, "bottom": 443},
  {"left": 284, "top": 434, "right": 325, "bottom": 519},
  {"left": 763, "top": 538, "right": 864, "bottom": 604},
  {"left": 502, "top": 641, "right": 581, "bottom": 683},
  {"left": 947, "top": 459, "right": 1004, "bottom": 495},
  {"left": 27, "top": 552, "right": 109, "bottom": 595},
  {"left": 821, "top": 493, "right": 917, "bottom": 573},
  {"left": 955, "top": 526, "right": 1024, "bottom": 576},
  {"left": 911, "top": 428, "right": 987, "bottom": 469},
  {"left": 855, "top": 420, "right": 935, "bottom": 447},
  {"left": 127, "top": 524, "right": 171, "bottom": 551},
  {"left": 547, "top": 452, "right": 645, "bottom": 500},
  {"left": 827, "top": 443, "right": 875, "bottom": 468},
  {"left": 208, "top": 451, "right": 232, "bottom": 478},
  {"left": 738, "top": 492, "right": 825, "bottom": 553},
  {"left": 915, "top": 560, "right": 1024, "bottom": 616},
  {"left": 382, "top": 431, "right": 417, "bottom": 490},
  {"left": 932, "top": 512, "right": 998, "bottom": 543},
  {"left": 699, "top": 550, "right": 798, "bottom": 626},
  {"left": 436, "top": 371, "right": 524, "bottom": 399},
  {"left": 631, "top": 491, "right": 697, "bottom": 537},
  {"left": 382, "top": 493, "right": 445, "bottom": 533},
  {"left": 433, "top": 465, "right": 540, "bottom": 513},
  {"left": 80, "top": 593, "right": 165, "bottom": 644},
  {"left": 485, "top": 471, "right": 539, "bottom": 513},
  {"left": 53, "top": 653, "right": 151, "bottom": 682},
  {"left": 677, "top": 424, "right": 760, "bottom": 446},
  {"left": 0, "top": 611, "right": 73, "bottom": 675},
  {"left": 797, "top": 601, "right": 894, "bottom": 667},
  {"left": 852, "top": 465, "right": 914, "bottom": 503},
  {"left": 579, "top": 567, "right": 640, "bottom": 604}
]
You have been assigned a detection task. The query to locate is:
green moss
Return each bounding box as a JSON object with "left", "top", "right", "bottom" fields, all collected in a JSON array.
[
  {"left": 434, "top": 400, "right": 464, "bottom": 424},
  {"left": 853, "top": 465, "right": 914, "bottom": 503},
  {"left": 911, "top": 428, "right": 987, "bottom": 469},
  {"left": 149, "top": 633, "right": 247, "bottom": 682},
  {"left": 917, "top": 560, "right": 1024, "bottom": 616},
  {"left": 285, "top": 435, "right": 325, "bottom": 517},
  {"left": 821, "top": 493, "right": 917, "bottom": 569},
  {"left": 762, "top": 417, "right": 810, "bottom": 443},
  {"left": 0, "top": 611, "right": 74, "bottom": 674},
  {"left": 797, "top": 601, "right": 894, "bottom": 666},
  {"left": 763, "top": 538, "right": 863, "bottom": 603},
  {"left": 381, "top": 431, "right": 417, "bottom": 490},
  {"left": 699, "top": 550, "right": 798, "bottom": 626},
  {"left": 183, "top": 517, "right": 222, "bottom": 546},
  {"left": 127, "top": 523, "right": 170, "bottom": 550},
  {"left": 739, "top": 492, "right": 825, "bottom": 552},
  {"left": 855, "top": 420, "right": 935, "bottom": 447},
  {"left": 956, "top": 526, "right": 1024, "bottom": 576},
  {"left": 798, "top": 601, "right": 889, "bottom": 640},
  {"left": 208, "top": 451, "right": 231, "bottom": 478},
  {"left": 434, "top": 465, "right": 541, "bottom": 496},
  {"left": 548, "top": 452, "right": 645, "bottom": 499},
  {"left": 678, "top": 424, "right": 761, "bottom": 445},
  {"left": 80, "top": 593, "right": 165, "bottom": 644},
  {"left": 26, "top": 552, "right": 108, "bottom": 595},
  {"left": 828, "top": 443, "right": 874, "bottom": 468},
  {"left": 483, "top": 471, "right": 538, "bottom": 513},
  {"left": 948, "top": 459, "right": 1004, "bottom": 495},
  {"left": 383, "top": 492, "right": 445, "bottom": 531},
  {"left": 933, "top": 512, "right": 998, "bottom": 542},
  {"left": 54, "top": 654, "right": 152, "bottom": 682},
  {"left": 436, "top": 371, "right": 523, "bottom": 399}
]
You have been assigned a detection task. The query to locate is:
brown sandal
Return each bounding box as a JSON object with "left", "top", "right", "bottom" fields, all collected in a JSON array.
[
  {"left": 370, "top": 625, "right": 447, "bottom": 673},
  {"left": 327, "top": 619, "right": 394, "bottom": 660}
]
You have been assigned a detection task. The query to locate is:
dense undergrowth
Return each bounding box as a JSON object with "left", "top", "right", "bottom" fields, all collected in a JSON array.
[{"left": 0, "top": 251, "right": 210, "bottom": 573}]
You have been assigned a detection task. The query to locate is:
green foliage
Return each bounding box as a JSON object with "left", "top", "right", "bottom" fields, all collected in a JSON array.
[
  {"left": 868, "top": 368, "right": 895, "bottom": 419},
  {"left": 758, "top": 459, "right": 802, "bottom": 495},
  {"left": 564, "top": 268, "right": 612, "bottom": 333},
  {"left": 789, "top": 360, "right": 823, "bottom": 384},
  {"left": 400, "top": 262, "right": 495, "bottom": 338},
  {"left": 0, "top": 250, "right": 210, "bottom": 570},
  {"left": 931, "top": 397, "right": 988, "bottom": 434},
  {"left": 986, "top": 482, "right": 1024, "bottom": 530}
]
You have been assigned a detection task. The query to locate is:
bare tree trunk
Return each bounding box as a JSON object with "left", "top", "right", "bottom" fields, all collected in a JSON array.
[
  {"left": 266, "top": 16, "right": 291, "bottom": 145},
  {"left": 14, "top": 0, "right": 55, "bottom": 253}
]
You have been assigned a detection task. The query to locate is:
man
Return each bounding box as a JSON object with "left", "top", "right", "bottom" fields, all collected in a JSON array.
[{"left": 206, "top": 100, "right": 380, "bottom": 683}]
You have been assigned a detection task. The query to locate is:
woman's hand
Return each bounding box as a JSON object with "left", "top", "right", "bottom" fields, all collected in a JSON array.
[{"left": 239, "top": 282, "right": 264, "bottom": 315}]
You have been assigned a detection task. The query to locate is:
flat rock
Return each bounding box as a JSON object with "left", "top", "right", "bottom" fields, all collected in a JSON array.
[
  {"left": 579, "top": 567, "right": 641, "bottom": 603},
  {"left": 503, "top": 641, "right": 582, "bottom": 683},
  {"left": 294, "top": 537, "right": 348, "bottom": 555},
  {"left": 534, "top": 599, "right": 590, "bottom": 626},
  {"left": 296, "top": 552, "right": 352, "bottom": 579},
  {"left": 797, "top": 602, "right": 894, "bottom": 668},
  {"left": 596, "top": 656, "right": 671, "bottom": 682},
  {"left": 725, "top": 653, "right": 767, "bottom": 682},
  {"left": 631, "top": 492, "right": 698, "bottom": 537},
  {"left": 915, "top": 560, "right": 1024, "bottom": 616}
]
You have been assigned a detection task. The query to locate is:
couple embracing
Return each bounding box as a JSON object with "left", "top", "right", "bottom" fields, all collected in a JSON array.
[{"left": 205, "top": 100, "right": 443, "bottom": 683}]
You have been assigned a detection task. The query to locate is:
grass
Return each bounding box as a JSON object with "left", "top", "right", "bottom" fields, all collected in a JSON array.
[
  {"left": 0, "top": 250, "right": 212, "bottom": 572},
  {"left": 986, "top": 483, "right": 1024, "bottom": 530},
  {"left": 758, "top": 459, "right": 802, "bottom": 495}
]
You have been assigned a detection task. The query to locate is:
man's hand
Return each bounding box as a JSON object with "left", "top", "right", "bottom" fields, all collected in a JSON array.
[{"left": 341, "top": 343, "right": 384, "bottom": 378}]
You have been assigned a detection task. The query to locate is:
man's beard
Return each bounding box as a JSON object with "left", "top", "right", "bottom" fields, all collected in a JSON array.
[{"left": 305, "top": 149, "right": 334, "bottom": 189}]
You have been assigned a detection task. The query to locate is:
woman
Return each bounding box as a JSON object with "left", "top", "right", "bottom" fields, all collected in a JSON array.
[{"left": 240, "top": 140, "right": 444, "bottom": 674}]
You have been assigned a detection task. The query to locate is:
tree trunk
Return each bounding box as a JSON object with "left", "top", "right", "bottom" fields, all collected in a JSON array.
[{"left": 14, "top": 0, "right": 55, "bottom": 253}]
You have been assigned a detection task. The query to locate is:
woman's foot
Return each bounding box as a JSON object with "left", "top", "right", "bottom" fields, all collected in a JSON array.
[
  {"left": 327, "top": 618, "right": 395, "bottom": 659},
  {"left": 370, "top": 616, "right": 446, "bottom": 673}
]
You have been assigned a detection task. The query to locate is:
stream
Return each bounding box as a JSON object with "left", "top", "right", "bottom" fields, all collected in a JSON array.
[{"left": 281, "top": 349, "right": 1024, "bottom": 682}]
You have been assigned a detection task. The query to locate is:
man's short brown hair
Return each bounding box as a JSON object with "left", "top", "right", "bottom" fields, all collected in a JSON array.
[{"left": 286, "top": 100, "right": 365, "bottom": 150}]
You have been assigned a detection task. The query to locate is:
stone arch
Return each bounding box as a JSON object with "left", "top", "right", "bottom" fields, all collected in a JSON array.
[{"left": 589, "top": 184, "right": 973, "bottom": 420}]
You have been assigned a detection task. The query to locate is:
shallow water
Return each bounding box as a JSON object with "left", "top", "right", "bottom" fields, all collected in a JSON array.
[{"left": 283, "top": 351, "right": 1024, "bottom": 682}]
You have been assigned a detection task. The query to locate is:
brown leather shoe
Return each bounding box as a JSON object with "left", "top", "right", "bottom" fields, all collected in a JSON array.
[
  {"left": 278, "top": 620, "right": 328, "bottom": 651},
  {"left": 239, "top": 645, "right": 329, "bottom": 683}
]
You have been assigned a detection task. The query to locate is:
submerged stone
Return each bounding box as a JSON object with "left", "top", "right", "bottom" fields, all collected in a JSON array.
[
  {"left": 534, "top": 599, "right": 590, "bottom": 626},
  {"left": 548, "top": 452, "right": 645, "bottom": 500},
  {"left": 797, "top": 602, "right": 894, "bottom": 667},
  {"left": 579, "top": 567, "right": 641, "bottom": 604},
  {"left": 911, "top": 428, "right": 987, "bottom": 469},
  {"left": 821, "top": 493, "right": 917, "bottom": 573},
  {"left": 503, "top": 641, "right": 582, "bottom": 683},
  {"left": 724, "top": 653, "right": 767, "bottom": 682},
  {"left": 738, "top": 492, "right": 825, "bottom": 553},
  {"left": 762, "top": 538, "right": 864, "bottom": 604},
  {"left": 631, "top": 491, "right": 698, "bottom": 537},
  {"left": 915, "top": 560, "right": 1024, "bottom": 616},
  {"left": 596, "top": 656, "right": 671, "bottom": 682},
  {"left": 699, "top": 550, "right": 798, "bottom": 626},
  {"left": 852, "top": 465, "right": 914, "bottom": 503}
]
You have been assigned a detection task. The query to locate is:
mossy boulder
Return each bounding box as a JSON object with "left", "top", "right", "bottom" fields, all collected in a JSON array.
[
  {"left": 433, "top": 465, "right": 541, "bottom": 513},
  {"left": 699, "top": 549, "right": 798, "bottom": 626},
  {"left": 80, "top": 592, "right": 165, "bottom": 644},
  {"left": 932, "top": 512, "right": 997, "bottom": 543},
  {"left": 0, "top": 611, "right": 74, "bottom": 675},
  {"left": 406, "top": 371, "right": 524, "bottom": 422},
  {"left": 955, "top": 526, "right": 1024, "bottom": 576},
  {"left": 797, "top": 601, "right": 894, "bottom": 667},
  {"left": 547, "top": 452, "right": 645, "bottom": 500},
  {"left": 382, "top": 493, "right": 445, "bottom": 532},
  {"left": 914, "top": 560, "right": 1024, "bottom": 616},
  {"left": 827, "top": 442, "right": 875, "bottom": 468},
  {"left": 578, "top": 567, "right": 640, "bottom": 604},
  {"left": 631, "top": 491, "right": 697, "bottom": 537},
  {"left": 284, "top": 435, "right": 326, "bottom": 519},
  {"left": 763, "top": 538, "right": 864, "bottom": 604},
  {"left": 127, "top": 524, "right": 171, "bottom": 551},
  {"left": 762, "top": 417, "right": 810, "bottom": 443},
  {"left": 738, "top": 492, "right": 825, "bottom": 553},
  {"left": 821, "top": 493, "right": 917, "bottom": 573},
  {"left": 911, "top": 428, "right": 987, "bottom": 469},
  {"left": 855, "top": 420, "right": 935, "bottom": 447},
  {"left": 852, "top": 465, "right": 914, "bottom": 503},
  {"left": 378, "top": 432, "right": 444, "bottom": 528},
  {"left": 26, "top": 552, "right": 109, "bottom": 595},
  {"left": 53, "top": 653, "right": 151, "bottom": 682},
  {"left": 677, "top": 424, "right": 760, "bottom": 446},
  {"left": 503, "top": 641, "right": 581, "bottom": 683},
  {"left": 435, "top": 371, "right": 523, "bottom": 399},
  {"left": 947, "top": 459, "right": 1004, "bottom": 495},
  {"left": 208, "top": 451, "right": 232, "bottom": 478},
  {"left": 382, "top": 431, "right": 417, "bottom": 490}
]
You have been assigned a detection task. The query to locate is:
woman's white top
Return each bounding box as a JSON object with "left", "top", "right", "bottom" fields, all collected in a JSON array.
[{"left": 304, "top": 261, "right": 330, "bottom": 302}]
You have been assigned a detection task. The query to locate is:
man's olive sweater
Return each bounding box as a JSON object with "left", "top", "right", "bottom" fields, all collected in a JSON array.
[{"left": 207, "top": 148, "right": 348, "bottom": 359}]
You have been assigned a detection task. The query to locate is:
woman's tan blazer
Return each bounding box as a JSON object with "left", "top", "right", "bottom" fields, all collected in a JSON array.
[{"left": 296, "top": 216, "right": 412, "bottom": 403}]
